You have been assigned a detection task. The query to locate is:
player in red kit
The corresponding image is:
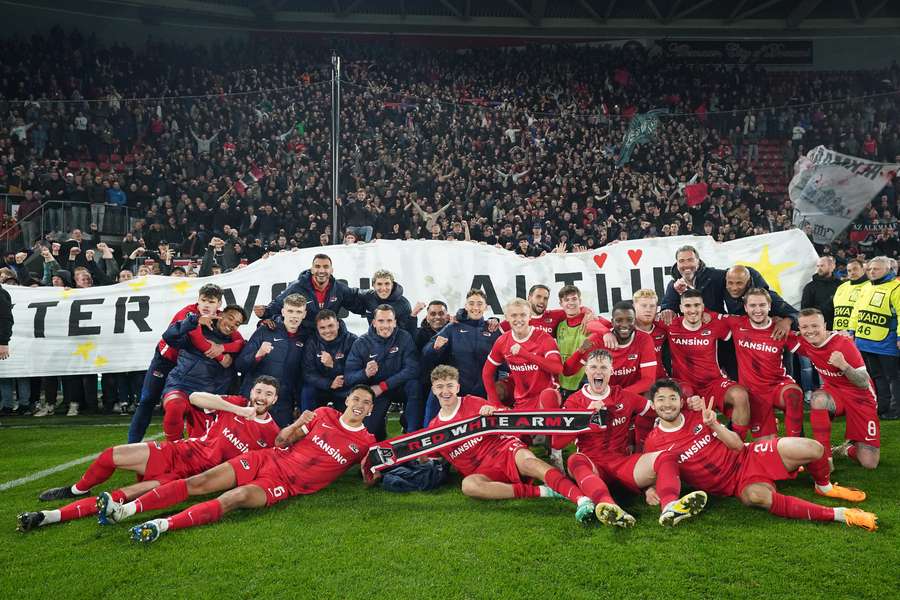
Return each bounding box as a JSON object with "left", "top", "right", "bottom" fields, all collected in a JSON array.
[
  {"left": 661, "top": 290, "right": 752, "bottom": 440},
  {"left": 562, "top": 301, "right": 657, "bottom": 395},
  {"left": 723, "top": 288, "right": 804, "bottom": 440},
  {"left": 644, "top": 379, "right": 876, "bottom": 531},
  {"left": 483, "top": 298, "right": 564, "bottom": 467},
  {"left": 633, "top": 289, "right": 668, "bottom": 380},
  {"left": 16, "top": 377, "right": 281, "bottom": 532},
  {"left": 428, "top": 365, "right": 596, "bottom": 523},
  {"left": 794, "top": 308, "right": 881, "bottom": 473},
  {"left": 127, "top": 386, "right": 377, "bottom": 543},
  {"left": 555, "top": 350, "right": 707, "bottom": 527},
  {"left": 499, "top": 284, "right": 595, "bottom": 337}
]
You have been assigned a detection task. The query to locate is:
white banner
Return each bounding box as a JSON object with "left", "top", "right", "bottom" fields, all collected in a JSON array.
[
  {"left": 1, "top": 230, "right": 817, "bottom": 377},
  {"left": 790, "top": 145, "right": 899, "bottom": 244}
]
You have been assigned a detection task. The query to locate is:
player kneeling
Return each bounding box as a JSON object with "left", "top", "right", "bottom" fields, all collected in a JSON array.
[
  {"left": 125, "top": 385, "right": 377, "bottom": 543},
  {"left": 17, "top": 377, "right": 280, "bottom": 532},
  {"left": 430, "top": 365, "right": 596, "bottom": 523},
  {"left": 644, "top": 379, "right": 877, "bottom": 532}
]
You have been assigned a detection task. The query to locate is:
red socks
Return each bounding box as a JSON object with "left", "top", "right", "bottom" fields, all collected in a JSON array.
[
  {"left": 74, "top": 448, "right": 116, "bottom": 491},
  {"left": 512, "top": 483, "right": 541, "bottom": 498},
  {"left": 653, "top": 452, "right": 681, "bottom": 508},
  {"left": 809, "top": 409, "right": 833, "bottom": 459},
  {"left": 768, "top": 492, "right": 834, "bottom": 522},
  {"left": 782, "top": 387, "right": 805, "bottom": 437},
  {"left": 567, "top": 453, "right": 614, "bottom": 505},
  {"left": 847, "top": 444, "right": 859, "bottom": 463},
  {"left": 58, "top": 490, "right": 126, "bottom": 523},
  {"left": 166, "top": 499, "right": 223, "bottom": 531},
  {"left": 543, "top": 467, "right": 583, "bottom": 504},
  {"left": 162, "top": 392, "right": 190, "bottom": 442},
  {"left": 135, "top": 479, "right": 188, "bottom": 514}
]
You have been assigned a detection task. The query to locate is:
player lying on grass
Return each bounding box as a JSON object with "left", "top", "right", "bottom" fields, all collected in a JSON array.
[
  {"left": 792, "top": 308, "right": 881, "bottom": 471},
  {"left": 429, "top": 365, "right": 597, "bottom": 523},
  {"left": 554, "top": 350, "right": 708, "bottom": 528},
  {"left": 119, "top": 385, "right": 377, "bottom": 543},
  {"left": 643, "top": 379, "right": 877, "bottom": 532},
  {"left": 16, "top": 377, "right": 281, "bottom": 532}
]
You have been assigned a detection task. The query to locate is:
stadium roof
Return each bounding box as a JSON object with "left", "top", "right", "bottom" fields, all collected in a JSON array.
[{"left": 11, "top": 0, "right": 900, "bottom": 38}]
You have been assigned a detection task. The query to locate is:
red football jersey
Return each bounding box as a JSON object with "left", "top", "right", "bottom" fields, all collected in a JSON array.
[
  {"left": 487, "top": 328, "right": 560, "bottom": 403},
  {"left": 275, "top": 407, "right": 376, "bottom": 494},
  {"left": 644, "top": 409, "right": 741, "bottom": 496},
  {"left": 791, "top": 332, "right": 877, "bottom": 400},
  {"left": 429, "top": 395, "right": 521, "bottom": 476},
  {"left": 172, "top": 395, "right": 280, "bottom": 470},
  {"left": 638, "top": 322, "right": 669, "bottom": 379},
  {"left": 500, "top": 308, "right": 570, "bottom": 336},
  {"left": 565, "top": 385, "right": 652, "bottom": 458},
  {"left": 725, "top": 316, "right": 795, "bottom": 389},
  {"left": 563, "top": 330, "right": 658, "bottom": 392},
  {"left": 662, "top": 315, "right": 731, "bottom": 387}
]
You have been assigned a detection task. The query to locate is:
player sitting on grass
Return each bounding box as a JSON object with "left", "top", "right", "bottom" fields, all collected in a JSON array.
[
  {"left": 554, "top": 350, "right": 708, "bottom": 528},
  {"left": 428, "top": 365, "right": 596, "bottom": 524},
  {"left": 643, "top": 379, "right": 877, "bottom": 532},
  {"left": 16, "top": 377, "right": 280, "bottom": 532},
  {"left": 123, "top": 385, "right": 377, "bottom": 543}
]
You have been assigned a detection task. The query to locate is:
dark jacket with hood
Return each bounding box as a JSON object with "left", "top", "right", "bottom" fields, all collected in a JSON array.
[
  {"left": 235, "top": 318, "right": 306, "bottom": 409},
  {"left": 358, "top": 281, "right": 416, "bottom": 338},
  {"left": 262, "top": 268, "right": 364, "bottom": 336},
  {"left": 301, "top": 319, "right": 358, "bottom": 397},
  {"left": 345, "top": 324, "right": 419, "bottom": 392},
  {"left": 422, "top": 308, "right": 500, "bottom": 396}
]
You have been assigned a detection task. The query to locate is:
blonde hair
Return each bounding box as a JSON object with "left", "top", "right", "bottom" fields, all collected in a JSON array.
[
  {"left": 632, "top": 288, "right": 658, "bottom": 302},
  {"left": 504, "top": 297, "right": 531, "bottom": 315},
  {"left": 430, "top": 364, "right": 460, "bottom": 383}
]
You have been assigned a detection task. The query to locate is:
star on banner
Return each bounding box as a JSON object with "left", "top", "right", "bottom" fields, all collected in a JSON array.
[
  {"left": 72, "top": 341, "right": 96, "bottom": 360},
  {"left": 60, "top": 288, "right": 75, "bottom": 299},
  {"left": 738, "top": 245, "right": 797, "bottom": 296},
  {"left": 172, "top": 281, "right": 192, "bottom": 295},
  {"left": 128, "top": 278, "right": 148, "bottom": 291},
  {"left": 93, "top": 355, "right": 109, "bottom": 367}
]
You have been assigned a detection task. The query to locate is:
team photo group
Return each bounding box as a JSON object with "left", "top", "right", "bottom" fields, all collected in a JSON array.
[{"left": 14, "top": 242, "right": 897, "bottom": 542}]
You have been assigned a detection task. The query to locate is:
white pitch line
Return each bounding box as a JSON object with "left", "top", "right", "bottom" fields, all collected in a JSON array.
[{"left": 0, "top": 433, "right": 164, "bottom": 492}]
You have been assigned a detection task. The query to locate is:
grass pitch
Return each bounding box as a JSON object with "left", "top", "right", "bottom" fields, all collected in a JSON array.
[{"left": 1, "top": 415, "right": 898, "bottom": 600}]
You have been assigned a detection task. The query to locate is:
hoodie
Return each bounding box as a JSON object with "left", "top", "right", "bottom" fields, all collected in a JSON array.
[
  {"left": 422, "top": 308, "right": 500, "bottom": 396},
  {"left": 345, "top": 325, "right": 419, "bottom": 392},
  {"left": 301, "top": 319, "right": 358, "bottom": 396}
]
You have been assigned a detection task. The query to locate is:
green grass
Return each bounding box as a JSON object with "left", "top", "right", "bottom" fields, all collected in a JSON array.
[{"left": 1, "top": 415, "right": 898, "bottom": 600}]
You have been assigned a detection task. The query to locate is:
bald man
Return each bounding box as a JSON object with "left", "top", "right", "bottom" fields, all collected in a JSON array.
[
  {"left": 660, "top": 246, "right": 796, "bottom": 328},
  {"left": 724, "top": 266, "right": 798, "bottom": 335},
  {"left": 801, "top": 256, "right": 841, "bottom": 330}
]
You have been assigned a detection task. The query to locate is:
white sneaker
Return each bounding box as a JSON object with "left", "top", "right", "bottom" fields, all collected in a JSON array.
[
  {"left": 33, "top": 403, "right": 51, "bottom": 417},
  {"left": 66, "top": 402, "right": 79, "bottom": 417}
]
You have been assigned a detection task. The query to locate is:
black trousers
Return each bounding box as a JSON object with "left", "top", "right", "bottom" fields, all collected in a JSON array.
[
  {"left": 62, "top": 374, "right": 99, "bottom": 412},
  {"left": 862, "top": 351, "right": 899, "bottom": 415}
]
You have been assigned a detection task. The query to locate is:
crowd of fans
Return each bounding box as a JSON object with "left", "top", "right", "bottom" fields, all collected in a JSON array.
[
  {"left": 0, "top": 28, "right": 899, "bottom": 415},
  {"left": 0, "top": 28, "right": 897, "bottom": 286}
]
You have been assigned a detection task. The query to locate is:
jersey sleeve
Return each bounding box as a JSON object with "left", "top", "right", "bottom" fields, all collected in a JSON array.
[
  {"left": 301, "top": 408, "right": 326, "bottom": 435},
  {"left": 839, "top": 337, "right": 866, "bottom": 369},
  {"left": 541, "top": 333, "right": 560, "bottom": 358},
  {"left": 221, "top": 395, "right": 247, "bottom": 408},
  {"left": 714, "top": 317, "right": 732, "bottom": 341},
  {"left": 638, "top": 335, "right": 658, "bottom": 370},
  {"left": 487, "top": 337, "right": 505, "bottom": 366}
]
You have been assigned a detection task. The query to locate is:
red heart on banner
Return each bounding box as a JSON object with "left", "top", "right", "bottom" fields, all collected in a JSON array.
[
  {"left": 592, "top": 253, "right": 608, "bottom": 269},
  {"left": 627, "top": 249, "right": 643, "bottom": 265}
]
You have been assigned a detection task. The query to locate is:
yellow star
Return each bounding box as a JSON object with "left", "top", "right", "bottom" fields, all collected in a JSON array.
[
  {"left": 738, "top": 245, "right": 797, "bottom": 296},
  {"left": 93, "top": 355, "right": 109, "bottom": 367},
  {"left": 61, "top": 288, "right": 75, "bottom": 298},
  {"left": 72, "top": 341, "right": 96, "bottom": 360},
  {"left": 128, "top": 278, "right": 148, "bottom": 291},
  {"left": 172, "top": 280, "right": 192, "bottom": 295}
]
